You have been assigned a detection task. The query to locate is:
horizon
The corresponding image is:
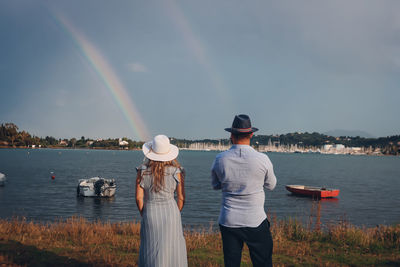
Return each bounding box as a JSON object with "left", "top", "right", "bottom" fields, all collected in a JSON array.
[
  {"left": 2, "top": 122, "right": 394, "bottom": 141},
  {"left": 1, "top": 1, "right": 400, "bottom": 141}
]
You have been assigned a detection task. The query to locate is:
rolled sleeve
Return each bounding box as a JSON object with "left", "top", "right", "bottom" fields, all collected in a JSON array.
[
  {"left": 211, "top": 159, "right": 222, "bottom": 190},
  {"left": 264, "top": 165, "right": 277, "bottom": 190}
]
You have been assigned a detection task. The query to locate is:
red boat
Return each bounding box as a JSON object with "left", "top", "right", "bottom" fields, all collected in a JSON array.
[{"left": 285, "top": 185, "right": 340, "bottom": 198}]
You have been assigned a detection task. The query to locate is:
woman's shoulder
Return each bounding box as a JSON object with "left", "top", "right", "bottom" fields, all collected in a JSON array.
[
  {"left": 164, "top": 165, "right": 183, "bottom": 184},
  {"left": 136, "top": 163, "right": 148, "bottom": 171},
  {"left": 136, "top": 158, "right": 151, "bottom": 171},
  {"left": 165, "top": 165, "right": 183, "bottom": 174}
]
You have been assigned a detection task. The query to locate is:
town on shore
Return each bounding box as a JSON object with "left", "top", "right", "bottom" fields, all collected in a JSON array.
[
  {"left": 181, "top": 139, "right": 384, "bottom": 156},
  {"left": 1, "top": 123, "right": 400, "bottom": 156}
]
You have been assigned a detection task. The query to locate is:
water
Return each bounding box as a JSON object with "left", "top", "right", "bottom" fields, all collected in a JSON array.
[{"left": 0, "top": 149, "right": 399, "bottom": 227}]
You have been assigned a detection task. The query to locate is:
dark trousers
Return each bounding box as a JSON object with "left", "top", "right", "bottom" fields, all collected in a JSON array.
[{"left": 219, "top": 219, "right": 273, "bottom": 267}]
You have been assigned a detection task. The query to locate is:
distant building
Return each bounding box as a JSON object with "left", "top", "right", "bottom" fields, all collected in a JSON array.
[
  {"left": 349, "top": 147, "right": 363, "bottom": 154},
  {"left": 119, "top": 138, "right": 129, "bottom": 146},
  {"left": 59, "top": 140, "right": 68, "bottom": 146},
  {"left": 335, "top": 144, "right": 345, "bottom": 151}
]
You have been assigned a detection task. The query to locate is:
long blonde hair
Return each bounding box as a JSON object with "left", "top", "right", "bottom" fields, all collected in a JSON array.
[{"left": 143, "top": 159, "right": 184, "bottom": 192}]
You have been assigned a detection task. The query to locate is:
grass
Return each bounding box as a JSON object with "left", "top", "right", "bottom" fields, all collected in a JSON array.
[{"left": 0, "top": 217, "right": 399, "bottom": 267}]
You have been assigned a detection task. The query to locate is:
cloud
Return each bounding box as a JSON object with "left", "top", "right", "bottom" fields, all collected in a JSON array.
[
  {"left": 250, "top": 1, "right": 400, "bottom": 76},
  {"left": 127, "top": 62, "right": 148, "bottom": 73}
]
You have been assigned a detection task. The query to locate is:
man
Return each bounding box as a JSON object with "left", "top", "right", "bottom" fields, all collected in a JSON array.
[{"left": 211, "top": 114, "right": 277, "bottom": 267}]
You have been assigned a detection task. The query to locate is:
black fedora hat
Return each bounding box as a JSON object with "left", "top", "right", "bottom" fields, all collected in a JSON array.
[{"left": 225, "top": 114, "right": 258, "bottom": 134}]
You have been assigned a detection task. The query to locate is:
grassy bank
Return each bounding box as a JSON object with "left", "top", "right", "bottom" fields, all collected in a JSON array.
[{"left": 0, "top": 218, "right": 399, "bottom": 267}]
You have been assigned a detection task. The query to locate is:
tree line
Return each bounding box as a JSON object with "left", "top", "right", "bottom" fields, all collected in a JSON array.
[
  {"left": 1, "top": 123, "right": 399, "bottom": 155},
  {"left": 0, "top": 123, "right": 144, "bottom": 149}
]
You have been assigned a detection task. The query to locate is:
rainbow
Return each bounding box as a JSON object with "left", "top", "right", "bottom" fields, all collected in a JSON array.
[
  {"left": 52, "top": 13, "right": 150, "bottom": 141},
  {"left": 163, "top": 0, "right": 233, "bottom": 112}
]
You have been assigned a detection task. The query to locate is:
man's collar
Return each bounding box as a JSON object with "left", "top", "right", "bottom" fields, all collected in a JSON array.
[{"left": 231, "top": 144, "right": 251, "bottom": 149}]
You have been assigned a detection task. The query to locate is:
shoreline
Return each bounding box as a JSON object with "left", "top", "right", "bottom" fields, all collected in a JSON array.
[
  {"left": 0, "top": 146, "right": 141, "bottom": 151},
  {"left": 0, "top": 146, "right": 394, "bottom": 156}
]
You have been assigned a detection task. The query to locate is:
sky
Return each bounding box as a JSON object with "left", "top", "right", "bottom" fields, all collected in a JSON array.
[{"left": 1, "top": 0, "right": 399, "bottom": 141}]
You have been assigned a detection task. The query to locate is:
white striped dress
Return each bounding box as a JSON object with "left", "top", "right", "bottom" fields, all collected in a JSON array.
[{"left": 138, "top": 165, "right": 188, "bottom": 267}]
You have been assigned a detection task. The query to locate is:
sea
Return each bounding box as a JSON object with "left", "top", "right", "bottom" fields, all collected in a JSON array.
[{"left": 0, "top": 148, "right": 399, "bottom": 228}]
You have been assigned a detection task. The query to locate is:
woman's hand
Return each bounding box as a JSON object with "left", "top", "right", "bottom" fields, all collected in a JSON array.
[{"left": 135, "top": 171, "right": 144, "bottom": 216}]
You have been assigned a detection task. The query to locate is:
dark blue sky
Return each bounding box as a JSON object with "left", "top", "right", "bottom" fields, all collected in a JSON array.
[{"left": 1, "top": 0, "right": 399, "bottom": 140}]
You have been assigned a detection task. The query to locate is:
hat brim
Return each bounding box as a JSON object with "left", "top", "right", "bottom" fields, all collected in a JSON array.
[
  {"left": 224, "top": 127, "right": 258, "bottom": 134},
  {"left": 142, "top": 142, "right": 179, "bottom": 162}
]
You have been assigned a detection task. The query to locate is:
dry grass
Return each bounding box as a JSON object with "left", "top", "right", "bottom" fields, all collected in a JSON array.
[
  {"left": 0, "top": 217, "right": 141, "bottom": 266},
  {"left": 0, "top": 216, "right": 399, "bottom": 267},
  {"left": 273, "top": 217, "right": 400, "bottom": 266}
]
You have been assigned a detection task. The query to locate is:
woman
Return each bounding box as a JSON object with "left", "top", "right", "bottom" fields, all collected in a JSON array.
[{"left": 136, "top": 134, "right": 187, "bottom": 267}]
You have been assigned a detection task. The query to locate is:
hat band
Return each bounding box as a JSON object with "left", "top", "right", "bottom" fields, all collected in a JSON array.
[{"left": 232, "top": 127, "right": 252, "bottom": 132}]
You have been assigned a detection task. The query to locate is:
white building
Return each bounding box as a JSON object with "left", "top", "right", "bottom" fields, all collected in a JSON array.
[
  {"left": 119, "top": 138, "right": 129, "bottom": 146},
  {"left": 335, "top": 144, "right": 345, "bottom": 151}
]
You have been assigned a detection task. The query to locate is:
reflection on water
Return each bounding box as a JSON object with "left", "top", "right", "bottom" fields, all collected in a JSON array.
[
  {"left": 76, "top": 196, "right": 115, "bottom": 220},
  {"left": 76, "top": 196, "right": 116, "bottom": 205},
  {"left": 282, "top": 194, "right": 340, "bottom": 228},
  {"left": 286, "top": 193, "right": 340, "bottom": 202}
]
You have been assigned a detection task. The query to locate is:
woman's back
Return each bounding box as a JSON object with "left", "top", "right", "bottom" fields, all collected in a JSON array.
[
  {"left": 139, "top": 165, "right": 181, "bottom": 202},
  {"left": 137, "top": 164, "right": 187, "bottom": 267},
  {"left": 136, "top": 135, "right": 187, "bottom": 267}
]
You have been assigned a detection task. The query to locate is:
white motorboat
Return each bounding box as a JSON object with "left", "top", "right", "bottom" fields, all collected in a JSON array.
[
  {"left": 0, "top": 173, "right": 5, "bottom": 186},
  {"left": 77, "top": 177, "right": 116, "bottom": 197}
]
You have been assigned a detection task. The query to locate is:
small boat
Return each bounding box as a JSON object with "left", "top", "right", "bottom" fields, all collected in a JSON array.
[
  {"left": 77, "top": 177, "right": 116, "bottom": 197},
  {"left": 0, "top": 173, "right": 6, "bottom": 186},
  {"left": 286, "top": 185, "right": 339, "bottom": 198}
]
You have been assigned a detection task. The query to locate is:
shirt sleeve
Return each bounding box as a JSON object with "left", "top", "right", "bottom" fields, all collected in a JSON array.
[
  {"left": 264, "top": 160, "right": 277, "bottom": 190},
  {"left": 139, "top": 176, "right": 147, "bottom": 188},
  {"left": 211, "top": 158, "right": 222, "bottom": 190},
  {"left": 172, "top": 167, "right": 182, "bottom": 184},
  {"left": 136, "top": 164, "right": 148, "bottom": 188}
]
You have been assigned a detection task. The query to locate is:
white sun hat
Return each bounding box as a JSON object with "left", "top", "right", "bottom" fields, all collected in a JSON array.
[{"left": 142, "top": 135, "right": 179, "bottom": 162}]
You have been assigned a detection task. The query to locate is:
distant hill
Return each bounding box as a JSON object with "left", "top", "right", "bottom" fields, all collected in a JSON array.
[{"left": 323, "top": 129, "right": 375, "bottom": 138}]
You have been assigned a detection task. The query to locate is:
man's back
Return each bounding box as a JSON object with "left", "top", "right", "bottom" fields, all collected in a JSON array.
[
  {"left": 212, "top": 114, "right": 276, "bottom": 267},
  {"left": 211, "top": 144, "right": 277, "bottom": 227}
]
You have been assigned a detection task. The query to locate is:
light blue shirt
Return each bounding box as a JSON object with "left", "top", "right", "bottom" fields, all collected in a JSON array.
[{"left": 211, "top": 144, "right": 277, "bottom": 227}]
